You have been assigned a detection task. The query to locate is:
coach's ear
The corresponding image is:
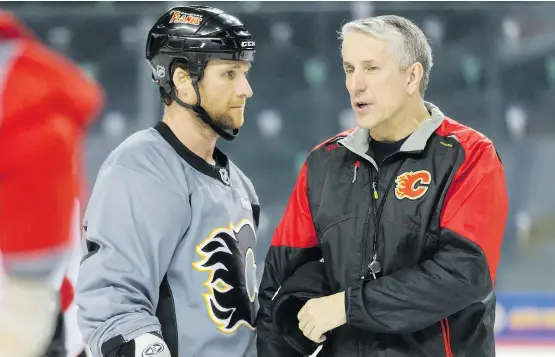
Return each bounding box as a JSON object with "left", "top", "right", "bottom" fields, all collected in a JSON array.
[{"left": 406, "top": 62, "right": 423, "bottom": 96}]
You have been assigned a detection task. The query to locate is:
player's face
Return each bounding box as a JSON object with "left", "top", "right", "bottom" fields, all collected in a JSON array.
[
  {"left": 341, "top": 31, "right": 410, "bottom": 130},
  {"left": 198, "top": 59, "right": 253, "bottom": 131}
]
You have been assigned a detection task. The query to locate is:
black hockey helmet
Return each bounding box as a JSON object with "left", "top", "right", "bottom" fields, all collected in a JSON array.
[{"left": 146, "top": 5, "right": 256, "bottom": 141}]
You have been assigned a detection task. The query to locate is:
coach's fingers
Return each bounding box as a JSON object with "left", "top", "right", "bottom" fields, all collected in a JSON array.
[
  {"left": 301, "top": 320, "right": 315, "bottom": 340},
  {"left": 297, "top": 304, "right": 307, "bottom": 321},
  {"left": 308, "top": 327, "right": 325, "bottom": 344},
  {"left": 298, "top": 315, "right": 310, "bottom": 332}
]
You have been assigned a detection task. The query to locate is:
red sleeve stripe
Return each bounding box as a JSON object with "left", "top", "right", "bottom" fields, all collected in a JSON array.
[
  {"left": 437, "top": 119, "right": 508, "bottom": 282},
  {"left": 271, "top": 162, "right": 318, "bottom": 249}
]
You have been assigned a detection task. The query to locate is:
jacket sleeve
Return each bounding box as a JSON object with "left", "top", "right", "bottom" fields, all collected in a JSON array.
[
  {"left": 257, "top": 162, "right": 322, "bottom": 357},
  {"left": 76, "top": 164, "right": 190, "bottom": 357},
  {"left": 345, "top": 141, "right": 509, "bottom": 333}
]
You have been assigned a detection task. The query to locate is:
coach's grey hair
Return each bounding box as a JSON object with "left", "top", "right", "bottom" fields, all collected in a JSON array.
[{"left": 339, "top": 15, "right": 433, "bottom": 96}]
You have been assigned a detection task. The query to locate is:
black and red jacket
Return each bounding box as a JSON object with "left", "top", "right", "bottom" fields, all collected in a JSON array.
[{"left": 257, "top": 102, "right": 508, "bottom": 357}]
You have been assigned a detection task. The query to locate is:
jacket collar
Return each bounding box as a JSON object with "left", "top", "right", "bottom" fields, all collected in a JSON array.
[{"left": 338, "top": 101, "right": 445, "bottom": 168}]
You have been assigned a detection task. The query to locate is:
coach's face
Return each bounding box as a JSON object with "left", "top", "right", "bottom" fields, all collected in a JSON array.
[
  {"left": 342, "top": 31, "right": 410, "bottom": 130},
  {"left": 198, "top": 59, "right": 253, "bottom": 131}
]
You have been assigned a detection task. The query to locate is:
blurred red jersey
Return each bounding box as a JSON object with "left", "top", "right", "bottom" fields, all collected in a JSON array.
[{"left": 0, "top": 11, "right": 104, "bottom": 275}]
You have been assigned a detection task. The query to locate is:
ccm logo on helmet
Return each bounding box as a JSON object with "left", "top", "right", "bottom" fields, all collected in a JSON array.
[
  {"left": 241, "top": 41, "right": 255, "bottom": 47},
  {"left": 395, "top": 170, "right": 432, "bottom": 200}
]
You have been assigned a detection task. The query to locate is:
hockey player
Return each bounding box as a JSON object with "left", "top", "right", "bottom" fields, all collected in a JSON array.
[
  {"left": 0, "top": 11, "right": 104, "bottom": 357},
  {"left": 76, "top": 6, "right": 261, "bottom": 357}
]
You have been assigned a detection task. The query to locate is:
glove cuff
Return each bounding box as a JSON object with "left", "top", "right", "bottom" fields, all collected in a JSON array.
[{"left": 104, "top": 332, "right": 170, "bottom": 357}]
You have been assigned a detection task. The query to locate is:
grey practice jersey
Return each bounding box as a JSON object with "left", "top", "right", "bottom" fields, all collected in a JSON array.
[{"left": 76, "top": 122, "right": 263, "bottom": 357}]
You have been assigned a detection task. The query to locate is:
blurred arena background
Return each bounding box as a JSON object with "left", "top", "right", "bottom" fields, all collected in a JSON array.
[{"left": 3, "top": 1, "right": 554, "bottom": 354}]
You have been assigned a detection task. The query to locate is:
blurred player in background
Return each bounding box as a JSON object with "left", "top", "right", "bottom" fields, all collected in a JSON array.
[
  {"left": 0, "top": 11, "right": 104, "bottom": 357},
  {"left": 76, "top": 5, "right": 261, "bottom": 357}
]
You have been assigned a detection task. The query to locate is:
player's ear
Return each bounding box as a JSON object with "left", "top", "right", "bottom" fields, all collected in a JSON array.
[{"left": 172, "top": 65, "right": 192, "bottom": 93}]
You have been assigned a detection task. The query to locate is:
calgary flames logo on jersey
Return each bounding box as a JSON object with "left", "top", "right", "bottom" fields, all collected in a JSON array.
[
  {"left": 193, "top": 219, "right": 258, "bottom": 334},
  {"left": 395, "top": 170, "right": 432, "bottom": 200}
]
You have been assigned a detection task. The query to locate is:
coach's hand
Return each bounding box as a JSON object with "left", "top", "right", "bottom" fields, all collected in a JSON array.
[{"left": 297, "top": 292, "right": 347, "bottom": 343}]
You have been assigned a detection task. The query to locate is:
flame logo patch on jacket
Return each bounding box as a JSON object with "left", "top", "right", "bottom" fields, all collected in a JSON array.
[
  {"left": 395, "top": 170, "right": 432, "bottom": 200},
  {"left": 193, "top": 219, "right": 258, "bottom": 334}
]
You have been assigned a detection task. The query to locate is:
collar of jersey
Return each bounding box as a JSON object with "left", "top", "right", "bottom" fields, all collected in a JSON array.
[{"left": 154, "top": 121, "right": 231, "bottom": 186}]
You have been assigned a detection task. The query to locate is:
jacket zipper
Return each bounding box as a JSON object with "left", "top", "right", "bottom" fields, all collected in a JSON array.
[
  {"left": 361, "top": 158, "right": 404, "bottom": 280},
  {"left": 369, "top": 161, "right": 404, "bottom": 276},
  {"left": 353, "top": 149, "right": 415, "bottom": 357},
  {"left": 359, "top": 185, "right": 373, "bottom": 281},
  {"left": 359, "top": 163, "right": 379, "bottom": 281},
  {"left": 366, "top": 170, "right": 380, "bottom": 278}
]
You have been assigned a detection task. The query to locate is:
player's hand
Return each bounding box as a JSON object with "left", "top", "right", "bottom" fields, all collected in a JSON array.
[{"left": 297, "top": 292, "right": 347, "bottom": 343}]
